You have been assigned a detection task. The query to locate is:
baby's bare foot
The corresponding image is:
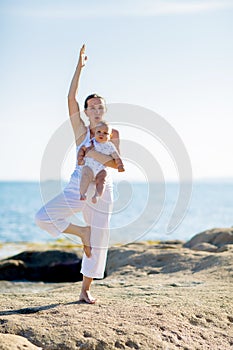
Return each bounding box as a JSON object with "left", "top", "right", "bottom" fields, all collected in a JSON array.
[
  {"left": 79, "top": 226, "right": 91, "bottom": 257},
  {"left": 79, "top": 290, "right": 96, "bottom": 304},
  {"left": 80, "top": 194, "right": 86, "bottom": 201}
]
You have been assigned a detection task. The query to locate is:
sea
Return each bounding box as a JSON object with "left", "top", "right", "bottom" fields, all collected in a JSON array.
[{"left": 0, "top": 180, "right": 232, "bottom": 248}]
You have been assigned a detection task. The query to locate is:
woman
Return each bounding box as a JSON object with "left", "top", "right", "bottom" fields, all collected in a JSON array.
[{"left": 35, "top": 44, "right": 120, "bottom": 303}]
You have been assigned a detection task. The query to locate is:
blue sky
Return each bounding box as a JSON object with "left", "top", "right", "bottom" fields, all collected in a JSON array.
[{"left": 1, "top": 0, "right": 233, "bottom": 181}]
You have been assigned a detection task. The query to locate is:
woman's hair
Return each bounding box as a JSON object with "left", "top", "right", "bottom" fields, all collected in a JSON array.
[{"left": 84, "top": 93, "right": 105, "bottom": 109}]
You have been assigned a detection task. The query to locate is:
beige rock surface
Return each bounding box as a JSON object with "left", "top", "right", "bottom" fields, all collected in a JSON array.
[
  {"left": 0, "top": 241, "right": 232, "bottom": 349},
  {"left": 184, "top": 228, "right": 233, "bottom": 250},
  {"left": 0, "top": 333, "right": 42, "bottom": 349}
]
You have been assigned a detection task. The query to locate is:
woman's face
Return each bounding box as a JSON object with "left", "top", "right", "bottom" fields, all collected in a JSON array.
[{"left": 85, "top": 97, "right": 106, "bottom": 125}]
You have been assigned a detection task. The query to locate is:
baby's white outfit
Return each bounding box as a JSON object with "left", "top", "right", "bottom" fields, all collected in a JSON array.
[{"left": 85, "top": 139, "right": 118, "bottom": 177}]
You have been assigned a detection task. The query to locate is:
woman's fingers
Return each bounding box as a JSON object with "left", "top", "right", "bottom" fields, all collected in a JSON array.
[{"left": 80, "top": 45, "right": 87, "bottom": 66}]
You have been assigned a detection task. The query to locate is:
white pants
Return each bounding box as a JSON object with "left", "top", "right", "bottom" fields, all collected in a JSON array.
[{"left": 35, "top": 177, "right": 113, "bottom": 279}]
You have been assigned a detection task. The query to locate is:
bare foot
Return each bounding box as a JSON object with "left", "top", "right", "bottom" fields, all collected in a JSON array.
[
  {"left": 79, "top": 226, "right": 91, "bottom": 257},
  {"left": 92, "top": 196, "right": 97, "bottom": 204},
  {"left": 79, "top": 290, "right": 96, "bottom": 304},
  {"left": 80, "top": 194, "right": 86, "bottom": 201},
  {"left": 118, "top": 165, "right": 125, "bottom": 172}
]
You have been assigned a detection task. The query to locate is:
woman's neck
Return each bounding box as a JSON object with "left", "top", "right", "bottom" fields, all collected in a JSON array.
[{"left": 89, "top": 124, "right": 96, "bottom": 138}]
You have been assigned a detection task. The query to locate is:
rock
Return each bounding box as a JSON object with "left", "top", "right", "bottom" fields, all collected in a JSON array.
[
  {"left": 159, "top": 240, "right": 184, "bottom": 245},
  {"left": 191, "top": 243, "right": 217, "bottom": 252},
  {"left": 192, "top": 254, "right": 231, "bottom": 273},
  {"left": 184, "top": 228, "right": 233, "bottom": 250},
  {"left": 105, "top": 241, "right": 233, "bottom": 277},
  {"left": 106, "top": 246, "right": 192, "bottom": 275},
  {"left": 0, "top": 250, "right": 83, "bottom": 282},
  {"left": 217, "top": 244, "right": 233, "bottom": 253},
  {"left": 0, "top": 333, "right": 42, "bottom": 350},
  {"left": 0, "top": 260, "right": 26, "bottom": 280},
  {"left": 212, "top": 231, "right": 233, "bottom": 247}
]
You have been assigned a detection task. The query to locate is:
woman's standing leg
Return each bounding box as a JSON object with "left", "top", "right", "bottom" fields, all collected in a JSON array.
[
  {"left": 79, "top": 276, "right": 95, "bottom": 304},
  {"left": 79, "top": 179, "right": 113, "bottom": 303}
]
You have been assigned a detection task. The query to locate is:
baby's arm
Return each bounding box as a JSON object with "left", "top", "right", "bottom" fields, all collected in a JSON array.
[{"left": 80, "top": 166, "right": 94, "bottom": 200}]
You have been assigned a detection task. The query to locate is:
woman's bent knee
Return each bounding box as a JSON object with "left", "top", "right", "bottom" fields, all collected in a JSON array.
[
  {"left": 34, "top": 206, "right": 68, "bottom": 237},
  {"left": 34, "top": 207, "right": 48, "bottom": 229}
]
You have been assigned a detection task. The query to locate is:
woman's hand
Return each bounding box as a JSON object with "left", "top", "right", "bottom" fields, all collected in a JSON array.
[
  {"left": 86, "top": 149, "right": 118, "bottom": 169},
  {"left": 79, "top": 44, "right": 88, "bottom": 68}
]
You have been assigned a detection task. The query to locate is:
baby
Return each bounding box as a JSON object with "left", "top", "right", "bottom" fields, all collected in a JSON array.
[{"left": 78, "top": 121, "right": 125, "bottom": 203}]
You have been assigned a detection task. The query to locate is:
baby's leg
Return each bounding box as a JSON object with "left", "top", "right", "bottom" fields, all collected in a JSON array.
[
  {"left": 80, "top": 166, "right": 94, "bottom": 200},
  {"left": 77, "top": 146, "right": 86, "bottom": 165},
  {"left": 92, "top": 169, "right": 107, "bottom": 204}
]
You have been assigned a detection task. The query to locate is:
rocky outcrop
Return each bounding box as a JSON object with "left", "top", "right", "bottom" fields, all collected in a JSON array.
[
  {"left": 1, "top": 228, "right": 233, "bottom": 282},
  {"left": 105, "top": 240, "right": 232, "bottom": 276},
  {"left": 0, "top": 250, "right": 82, "bottom": 282},
  {"left": 184, "top": 228, "right": 233, "bottom": 252}
]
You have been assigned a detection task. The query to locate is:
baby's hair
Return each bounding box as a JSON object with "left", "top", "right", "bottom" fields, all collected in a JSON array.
[
  {"left": 84, "top": 93, "right": 105, "bottom": 109},
  {"left": 96, "top": 120, "right": 110, "bottom": 128},
  {"left": 96, "top": 121, "right": 112, "bottom": 133}
]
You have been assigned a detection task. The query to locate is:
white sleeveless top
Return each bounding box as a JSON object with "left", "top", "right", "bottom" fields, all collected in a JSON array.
[{"left": 74, "top": 127, "right": 92, "bottom": 174}]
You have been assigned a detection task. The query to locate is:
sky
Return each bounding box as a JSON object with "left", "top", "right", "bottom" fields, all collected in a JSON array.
[{"left": 1, "top": 0, "right": 233, "bottom": 182}]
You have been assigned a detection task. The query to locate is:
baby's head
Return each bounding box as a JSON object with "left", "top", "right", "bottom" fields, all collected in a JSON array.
[{"left": 95, "top": 121, "right": 112, "bottom": 143}]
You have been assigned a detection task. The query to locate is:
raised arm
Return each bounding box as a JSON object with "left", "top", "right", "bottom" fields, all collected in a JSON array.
[{"left": 68, "top": 44, "right": 87, "bottom": 144}]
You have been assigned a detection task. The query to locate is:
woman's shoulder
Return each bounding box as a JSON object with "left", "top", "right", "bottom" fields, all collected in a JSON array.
[
  {"left": 110, "top": 128, "right": 120, "bottom": 152},
  {"left": 75, "top": 125, "right": 89, "bottom": 146}
]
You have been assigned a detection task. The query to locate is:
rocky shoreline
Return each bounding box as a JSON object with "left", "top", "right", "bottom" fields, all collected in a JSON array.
[{"left": 0, "top": 228, "right": 232, "bottom": 349}]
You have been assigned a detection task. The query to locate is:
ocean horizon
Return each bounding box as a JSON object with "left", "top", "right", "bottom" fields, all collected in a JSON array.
[{"left": 0, "top": 179, "right": 232, "bottom": 247}]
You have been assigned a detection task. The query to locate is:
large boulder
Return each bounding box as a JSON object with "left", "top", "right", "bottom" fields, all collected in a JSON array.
[
  {"left": 0, "top": 250, "right": 82, "bottom": 282},
  {"left": 184, "top": 228, "right": 233, "bottom": 251}
]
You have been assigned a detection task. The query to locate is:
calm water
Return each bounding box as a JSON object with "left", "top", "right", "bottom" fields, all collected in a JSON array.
[{"left": 0, "top": 180, "right": 232, "bottom": 246}]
